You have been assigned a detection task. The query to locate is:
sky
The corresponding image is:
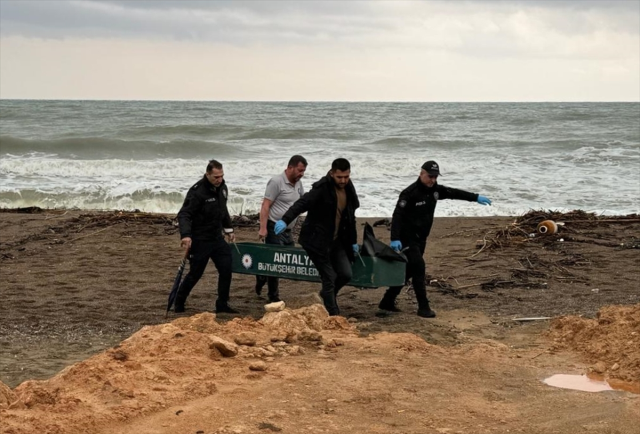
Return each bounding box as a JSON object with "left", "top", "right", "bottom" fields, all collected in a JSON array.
[{"left": 0, "top": 0, "right": 639, "bottom": 102}]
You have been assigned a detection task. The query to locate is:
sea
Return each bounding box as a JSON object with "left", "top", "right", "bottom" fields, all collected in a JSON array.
[{"left": 0, "top": 100, "right": 638, "bottom": 218}]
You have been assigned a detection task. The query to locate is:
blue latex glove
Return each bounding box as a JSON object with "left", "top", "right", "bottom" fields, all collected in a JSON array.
[
  {"left": 390, "top": 240, "right": 402, "bottom": 252},
  {"left": 352, "top": 244, "right": 360, "bottom": 254},
  {"left": 477, "top": 195, "right": 492, "bottom": 206},
  {"left": 274, "top": 220, "right": 287, "bottom": 235}
]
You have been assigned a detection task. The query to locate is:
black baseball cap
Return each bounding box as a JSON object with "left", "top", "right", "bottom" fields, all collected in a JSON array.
[{"left": 421, "top": 160, "right": 440, "bottom": 176}]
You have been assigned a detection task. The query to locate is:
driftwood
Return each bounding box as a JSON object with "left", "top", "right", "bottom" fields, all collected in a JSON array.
[
  {"left": 470, "top": 210, "right": 640, "bottom": 256},
  {"left": 231, "top": 213, "right": 260, "bottom": 227},
  {"left": 372, "top": 218, "right": 391, "bottom": 228},
  {"left": 0, "top": 206, "right": 45, "bottom": 214},
  {"left": 68, "top": 224, "right": 119, "bottom": 243}
]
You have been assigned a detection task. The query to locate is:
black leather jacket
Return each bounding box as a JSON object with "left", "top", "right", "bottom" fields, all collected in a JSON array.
[
  {"left": 178, "top": 176, "right": 233, "bottom": 241},
  {"left": 391, "top": 178, "right": 477, "bottom": 247},
  {"left": 281, "top": 174, "right": 360, "bottom": 260}
]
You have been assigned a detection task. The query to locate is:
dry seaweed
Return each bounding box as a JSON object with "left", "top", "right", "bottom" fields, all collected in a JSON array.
[
  {"left": 472, "top": 210, "right": 640, "bottom": 255},
  {"left": 231, "top": 213, "right": 260, "bottom": 227}
]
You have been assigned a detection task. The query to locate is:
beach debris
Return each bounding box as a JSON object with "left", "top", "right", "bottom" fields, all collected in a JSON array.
[
  {"left": 372, "top": 218, "right": 391, "bottom": 228},
  {"left": 471, "top": 210, "right": 640, "bottom": 255},
  {"left": 0, "top": 206, "right": 44, "bottom": 214},
  {"left": 231, "top": 213, "right": 259, "bottom": 227},
  {"left": 258, "top": 422, "right": 282, "bottom": 432},
  {"left": 537, "top": 220, "right": 559, "bottom": 234},
  {"left": 512, "top": 317, "right": 552, "bottom": 322},
  {"left": 427, "top": 277, "right": 479, "bottom": 299},
  {"left": 265, "top": 301, "right": 286, "bottom": 312}
]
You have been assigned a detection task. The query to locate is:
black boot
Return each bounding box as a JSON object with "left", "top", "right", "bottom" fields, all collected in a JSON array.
[
  {"left": 174, "top": 293, "right": 187, "bottom": 313},
  {"left": 417, "top": 303, "right": 436, "bottom": 318},
  {"left": 215, "top": 302, "right": 239, "bottom": 314},
  {"left": 255, "top": 276, "right": 266, "bottom": 296},
  {"left": 319, "top": 291, "right": 340, "bottom": 316},
  {"left": 378, "top": 297, "right": 402, "bottom": 312}
]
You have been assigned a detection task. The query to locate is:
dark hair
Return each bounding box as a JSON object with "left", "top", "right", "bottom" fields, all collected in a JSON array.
[
  {"left": 331, "top": 158, "right": 350, "bottom": 172},
  {"left": 287, "top": 155, "right": 308, "bottom": 168},
  {"left": 207, "top": 159, "right": 223, "bottom": 172}
]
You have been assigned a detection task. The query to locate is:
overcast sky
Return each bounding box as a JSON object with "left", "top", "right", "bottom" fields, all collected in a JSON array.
[{"left": 1, "top": 0, "right": 638, "bottom": 101}]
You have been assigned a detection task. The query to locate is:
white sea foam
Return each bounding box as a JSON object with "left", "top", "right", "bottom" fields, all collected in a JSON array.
[{"left": 1, "top": 101, "right": 638, "bottom": 217}]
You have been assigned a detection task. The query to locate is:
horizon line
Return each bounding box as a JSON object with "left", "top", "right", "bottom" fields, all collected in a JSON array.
[{"left": 1, "top": 98, "right": 639, "bottom": 103}]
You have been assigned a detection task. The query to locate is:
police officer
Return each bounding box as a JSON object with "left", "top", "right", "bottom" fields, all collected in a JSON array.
[
  {"left": 378, "top": 160, "right": 492, "bottom": 318},
  {"left": 174, "top": 159, "right": 238, "bottom": 314},
  {"left": 274, "top": 158, "right": 360, "bottom": 316}
]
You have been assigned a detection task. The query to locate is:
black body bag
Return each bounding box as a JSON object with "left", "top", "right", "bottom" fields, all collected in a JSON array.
[{"left": 360, "top": 222, "right": 407, "bottom": 263}]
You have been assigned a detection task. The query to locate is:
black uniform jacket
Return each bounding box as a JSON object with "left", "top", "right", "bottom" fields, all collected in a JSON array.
[
  {"left": 281, "top": 174, "right": 360, "bottom": 261},
  {"left": 391, "top": 178, "right": 478, "bottom": 247},
  {"left": 178, "top": 176, "right": 233, "bottom": 241}
]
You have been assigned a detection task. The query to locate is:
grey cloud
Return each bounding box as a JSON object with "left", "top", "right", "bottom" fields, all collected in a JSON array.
[
  {"left": 95, "top": 0, "right": 640, "bottom": 13},
  {"left": 0, "top": 1, "right": 388, "bottom": 44},
  {"left": 462, "top": 0, "right": 639, "bottom": 10},
  {"left": 98, "top": 0, "right": 372, "bottom": 15},
  {"left": 1, "top": 0, "right": 637, "bottom": 52}
]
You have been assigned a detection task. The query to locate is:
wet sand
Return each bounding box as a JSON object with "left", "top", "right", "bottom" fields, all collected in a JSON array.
[{"left": 1, "top": 208, "right": 638, "bottom": 388}]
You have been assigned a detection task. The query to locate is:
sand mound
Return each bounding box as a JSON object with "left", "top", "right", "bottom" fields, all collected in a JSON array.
[
  {"left": 0, "top": 380, "right": 18, "bottom": 409},
  {"left": 2, "top": 303, "right": 639, "bottom": 434},
  {"left": 548, "top": 304, "right": 640, "bottom": 383},
  {"left": 0, "top": 304, "right": 359, "bottom": 434}
]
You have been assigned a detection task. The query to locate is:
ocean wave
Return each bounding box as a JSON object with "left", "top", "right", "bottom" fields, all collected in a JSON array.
[
  {"left": 235, "top": 128, "right": 358, "bottom": 141},
  {"left": 369, "top": 137, "right": 408, "bottom": 146},
  {"left": 0, "top": 135, "right": 241, "bottom": 159},
  {"left": 119, "top": 124, "right": 248, "bottom": 139},
  {"left": 1, "top": 101, "right": 638, "bottom": 217},
  {"left": 0, "top": 189, "right": 185, "bottom": 214}
]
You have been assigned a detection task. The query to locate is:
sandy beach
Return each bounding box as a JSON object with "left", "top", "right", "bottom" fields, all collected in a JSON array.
[{"left": 1, "top": 208, "right": 639, "bottom": 434}]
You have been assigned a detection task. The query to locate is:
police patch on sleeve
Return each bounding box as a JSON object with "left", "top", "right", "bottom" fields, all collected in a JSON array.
[
  {"left": 223, "top": 188, "right": 228, "bottom": 199},
  {"left": 398, "top": 200, "right": 407, "bottom": 208},
  {"left": 433, "top": 192, "right": 439, "bottom": 200}
]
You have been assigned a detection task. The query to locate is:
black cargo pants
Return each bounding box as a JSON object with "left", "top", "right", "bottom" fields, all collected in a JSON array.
[
  {"left": 380, "top": 242, "right": 429, "bottom": 309},
  {"left": 175, "top": 237, "right": 232, "bottom": 307},
  {"left": 304, "top": 239, "right": 352, "bottom": 316}
]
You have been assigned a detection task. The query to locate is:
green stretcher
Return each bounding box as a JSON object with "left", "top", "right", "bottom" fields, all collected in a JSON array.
[{"left": 231, "top": 242, "right": 406, "bottom": 288}]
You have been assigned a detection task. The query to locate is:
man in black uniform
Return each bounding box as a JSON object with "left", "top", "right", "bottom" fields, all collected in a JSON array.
[
  {"left": 378, "top": 160, "right": 492, "bottom": 318},
  {"left": 174, "top": 159, "right": 238, "bottom": 314},
  {"left": 274, "top": 158, "right": 360, "bottom": 316}
]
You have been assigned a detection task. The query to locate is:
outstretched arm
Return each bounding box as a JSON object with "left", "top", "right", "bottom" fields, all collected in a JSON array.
[
  {"left": 281, "top": 186, "right": 321, "bottom": 225},
  {"left": 438, "top": 185, "right": 491, "bottom": 205}
]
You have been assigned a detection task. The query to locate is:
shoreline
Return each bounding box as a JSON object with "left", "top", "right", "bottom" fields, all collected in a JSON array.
[{"left": 2, "top": 205, "right": 638, "bottom": 219}]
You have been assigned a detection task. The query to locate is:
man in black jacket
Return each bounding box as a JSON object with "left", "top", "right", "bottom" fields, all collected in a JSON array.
[
  {"left": 174, "top": 159, "right": 238, "bottom": 314},
  {"left": 274, "top": 158, "right": 360, "bottom": 316},
  {"left": 379, "top": 160, "right": 492, "bottom": 318}
]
